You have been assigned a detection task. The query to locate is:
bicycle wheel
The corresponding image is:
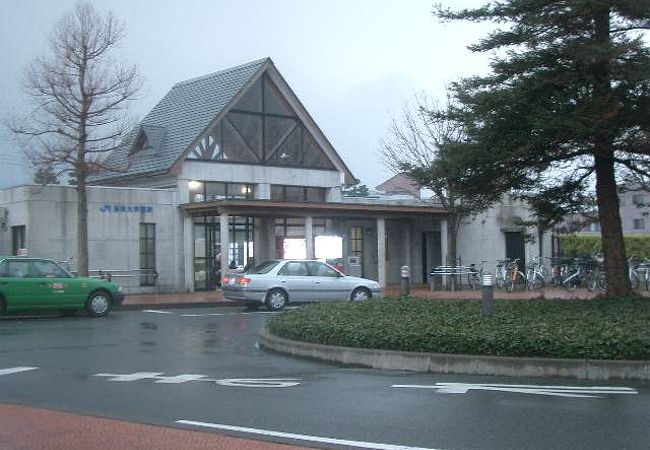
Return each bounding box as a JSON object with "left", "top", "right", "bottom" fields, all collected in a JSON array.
[
  {"left": 563, "top": 277, "right": 578, "bottom": 292},
  {"left": 586, "top": 274, "right": 598, "bottom": 292},
  {"left": 598, "top": 272, "right": 608, "bottom": 291},
  {"left": 530, "top": 275, "right": 544, "bottom": 291}
]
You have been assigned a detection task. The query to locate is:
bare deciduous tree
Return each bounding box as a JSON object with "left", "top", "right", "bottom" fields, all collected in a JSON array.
[
  {"left": 8, "top": 2, "right": 141, "bottom": 276},
  {"left": 380, "top": 94, "right": 496, "bottom": 266}
]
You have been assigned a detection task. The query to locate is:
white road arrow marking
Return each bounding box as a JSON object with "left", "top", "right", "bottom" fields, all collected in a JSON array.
[
  {"left": 0, "top": 367, "right": 38, "bottom": 376},
  {"left": 95, "top": 372, "right": 165, "bottom": 382},
  {"left": 392, "top": 383, "right": 638, "bottom": 398}
]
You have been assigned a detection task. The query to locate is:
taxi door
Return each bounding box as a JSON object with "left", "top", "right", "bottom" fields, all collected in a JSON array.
[
  {"left": 0, "top": 260, "right": 36, "bottom": 310},
  {"left": 28, "top": 259, "right": 81, "bottom": 308}
]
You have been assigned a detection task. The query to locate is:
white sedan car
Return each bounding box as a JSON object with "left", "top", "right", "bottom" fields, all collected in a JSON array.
[{"left": 221, "top": 259, "right": 382, "bottom": 311}]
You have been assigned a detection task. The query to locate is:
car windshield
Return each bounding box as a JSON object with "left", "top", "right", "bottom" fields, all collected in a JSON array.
[{"left": 246, "top": 260, "right": 280, "bottom": 274}]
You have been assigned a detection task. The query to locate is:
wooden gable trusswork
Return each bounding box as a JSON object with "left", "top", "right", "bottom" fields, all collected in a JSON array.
[{"left": 186, "top": 72, "right": 336, "bottom": 170}]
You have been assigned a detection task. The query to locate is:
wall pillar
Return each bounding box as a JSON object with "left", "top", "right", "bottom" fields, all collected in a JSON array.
[
  {"left": 183, "top": 215, "right": 194, "bottom": 292},
  {"left": 440, "top": 218, "right": 448, "bottom": 265},
  {"left": 220, "top": 212, "right": 229, "bottom": 275},
  {"left": 377, "top": 217, "right": 386, "bottom": 288},
  {"left": 403, "top": 222, "right": 411, "bottom": 269},
  {"left": 440, "top": 218, "right": 449, "bottom": 288},
  {"left": 305, "top": 215, "right": 314, "bottom": 259}
]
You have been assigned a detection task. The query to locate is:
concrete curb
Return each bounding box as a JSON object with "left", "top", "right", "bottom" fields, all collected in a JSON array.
[
  {"left": 117, "top": 301, "right": 247, "bottom": 311},
  {"left": 259, "top": 328, "right": 650, "bottom": 381}
]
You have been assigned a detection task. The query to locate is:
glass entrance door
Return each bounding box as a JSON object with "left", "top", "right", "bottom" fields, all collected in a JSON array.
[{"left": 194, "top": 216, "right": 254, "bottom": 291}]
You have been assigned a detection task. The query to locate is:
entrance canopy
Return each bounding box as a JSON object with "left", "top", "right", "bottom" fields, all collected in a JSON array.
[{"left": 182, "top": 199, "right": 447, "bottom": 219}]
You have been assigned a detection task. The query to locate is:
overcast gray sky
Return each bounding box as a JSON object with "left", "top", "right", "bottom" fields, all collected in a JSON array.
[{"left": 0, "top": 0, "right": 491, "bottom": 188}]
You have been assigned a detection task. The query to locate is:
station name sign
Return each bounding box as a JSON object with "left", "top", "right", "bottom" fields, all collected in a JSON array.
[{"left": 100, "top": 204, "right": 154, "bottom": 213}]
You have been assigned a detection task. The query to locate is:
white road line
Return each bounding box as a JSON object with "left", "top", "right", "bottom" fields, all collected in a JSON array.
[
  {"left": 175, "top": 420, "right": 444, "bottom": 450},
  {"left": 392, "top": 383, "right": 639, "bottom": 398},
  {"left": 0, "top": 367, "right": 39, "bottom": 376},
  {"left": 142, "top": 310, "right": 176, "bottom": 314}
]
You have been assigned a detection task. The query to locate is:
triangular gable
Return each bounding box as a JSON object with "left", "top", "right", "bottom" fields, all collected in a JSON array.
[{"left": 182, "top": 61, "right": 355, "bottom": 182}]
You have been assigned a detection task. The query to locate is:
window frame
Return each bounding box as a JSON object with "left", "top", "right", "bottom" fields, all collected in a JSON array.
[{"left": 139, "top": 223, "right": 156, "bottom": 286}]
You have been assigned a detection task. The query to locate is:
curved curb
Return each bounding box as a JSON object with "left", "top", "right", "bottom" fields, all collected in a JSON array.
[{"left": 259, "top": 328, "right": 650, "bottom": 381}]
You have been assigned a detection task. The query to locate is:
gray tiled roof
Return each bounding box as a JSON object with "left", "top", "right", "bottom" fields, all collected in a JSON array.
[{"left": 92, "top": 58, "right": 269, "bottom": 182}]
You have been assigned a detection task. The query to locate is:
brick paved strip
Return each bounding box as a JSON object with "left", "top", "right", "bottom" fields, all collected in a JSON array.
[{"left": 0, "top": 404, "right": 314, "bottom": 450}]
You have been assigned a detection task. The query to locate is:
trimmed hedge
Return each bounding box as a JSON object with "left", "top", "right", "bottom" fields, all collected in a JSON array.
[
  {"left": 560, "top": 233, "right": 650, "bottom": 259},
  {"left": 267, "top": 297, "right": 650, "bottom": 360}
]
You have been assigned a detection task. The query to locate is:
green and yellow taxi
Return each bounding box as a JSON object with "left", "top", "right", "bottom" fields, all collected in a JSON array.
[{"left": 0, "top": 256, "right": 125, "bottom": 317}]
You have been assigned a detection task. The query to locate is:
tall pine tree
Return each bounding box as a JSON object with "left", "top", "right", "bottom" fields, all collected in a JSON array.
[{"left": 437, "top": 1, "right": 650, "bottom": 296}]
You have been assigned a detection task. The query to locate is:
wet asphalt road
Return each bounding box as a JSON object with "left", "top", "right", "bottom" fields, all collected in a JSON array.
[{"left": 1, "top": 307, "right": 649, "bottom": 450}]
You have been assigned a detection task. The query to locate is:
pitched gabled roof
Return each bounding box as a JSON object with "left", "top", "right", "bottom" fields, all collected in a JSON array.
[
  {"left": 92, "top": 58, "right": 269, "bottom": 181},
  {"left": 92, "top": 57, "right": 355, "bottom": 184},
  {"left": 376, "top": 173, "right": 420, "bottom": 199}
]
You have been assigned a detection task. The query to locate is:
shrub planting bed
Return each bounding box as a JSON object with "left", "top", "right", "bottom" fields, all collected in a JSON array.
[{"left": 267, "top": 297, "right": 650, "bottom": 360}]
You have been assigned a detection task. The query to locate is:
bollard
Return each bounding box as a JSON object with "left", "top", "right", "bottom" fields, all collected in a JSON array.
[
  {"left": 400, "top": 265, "right": 410, "bottom": 297},
  {"left": 481, "top": 273, "right": 494, "bottom": 316}
]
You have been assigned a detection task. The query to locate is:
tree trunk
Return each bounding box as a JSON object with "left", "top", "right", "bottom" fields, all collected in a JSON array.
[
  {"left": 592, "top": 7, "right": 629, "bottom": 297},
  {"left": 594, "top": 153, "right": 630, "bottom": 297},
  {"left": 76, "top": 170, "right": 89, "bottom": 277},
  {"left": 447, "top": 214, "right": 458, "bottom": 266}
]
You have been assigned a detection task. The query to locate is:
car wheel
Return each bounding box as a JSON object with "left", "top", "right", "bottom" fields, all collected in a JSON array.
[
  {"left": 265, "top": 289, "right": 287, "bottom": 311},
  {"left": 350, "top": 287, "right": 371, "bottom": 302},
  {"left": 86, "top": 290, "right": 112, "bottom": 317},
  {"left": 0, "top": 296, "right": 5, "bottom": 316}
]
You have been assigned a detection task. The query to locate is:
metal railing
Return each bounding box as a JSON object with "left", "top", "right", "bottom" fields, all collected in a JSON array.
[{"left": 59, "top": 261, "right": 158, "bottom": 283}]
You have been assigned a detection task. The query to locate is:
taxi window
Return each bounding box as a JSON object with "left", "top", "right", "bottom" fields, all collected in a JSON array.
[
  {"left": 6, "top": 261, "right": 30, "bottom": 278},
  {"left": 278, "top": 262, "right": 308, "bottom": 276},
  {"left": 29, "top": 260, "right": 70, "bottom": 278}
]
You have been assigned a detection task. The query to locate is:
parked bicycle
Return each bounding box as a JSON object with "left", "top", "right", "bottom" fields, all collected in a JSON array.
[
  {"left": 467, "top": 261, "right": 488, "bottom": 289},
  {"left": 494, "top": 259, "right": 510, "bottom": 289},
  {"left": 506, "top": 258, "right": 527, "bottom": 292},
  {"left": 525, "top": 257, "right": 546, "bottom": 291}
]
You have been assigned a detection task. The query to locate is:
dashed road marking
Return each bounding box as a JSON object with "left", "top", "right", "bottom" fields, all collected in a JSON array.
[
  {"left": 141, "top": 310, "right": 175, "bottom": 314},
  {"left": 175, "top": 420, "right": 444, "bottom": 450},
  {"left": 0, "top": 367, "right": 39, "bottom": 376},
  {"left": 392, "top": 382, "right": 639, "bottom": 398}
]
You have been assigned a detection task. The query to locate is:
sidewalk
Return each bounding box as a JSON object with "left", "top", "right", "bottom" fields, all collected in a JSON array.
[
  {"left": 0, "top": 404, "right": 314, "bottom": 450},
  {"left": 122, "top": 284, "right": 603, "bottom": 309},
  {"left": 123, "top": 290, "right": 227, "bottom": 307}
]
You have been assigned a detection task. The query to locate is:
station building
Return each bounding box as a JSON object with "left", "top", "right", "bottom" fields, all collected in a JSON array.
[{"left": 0, "top": 58, "right": 549, "bottom": 293}]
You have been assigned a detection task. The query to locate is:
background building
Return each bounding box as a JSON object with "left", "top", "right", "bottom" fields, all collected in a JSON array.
[{"left": 0, "top": 58, "right": 550, "bottom": 293}]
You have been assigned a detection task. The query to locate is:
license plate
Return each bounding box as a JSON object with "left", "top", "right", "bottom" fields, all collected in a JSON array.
[{"left": 228, "top": 278, "right": 236, "bottom": 285}]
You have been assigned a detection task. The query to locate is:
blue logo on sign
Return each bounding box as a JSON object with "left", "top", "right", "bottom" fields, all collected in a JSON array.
[{"left": 100, "top": 204, "right": 154, "bottom": 213}]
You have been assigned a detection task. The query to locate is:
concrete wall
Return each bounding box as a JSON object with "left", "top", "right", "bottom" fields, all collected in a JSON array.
[
  {"left": 0, "top": 185, "right": 182, "bottom": 294},
  {"left": 180, "top": 161, "right": 341, "bottom": 189},
  {"left": 457, "top": 197, "right": 553, "bottom": 272}
]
